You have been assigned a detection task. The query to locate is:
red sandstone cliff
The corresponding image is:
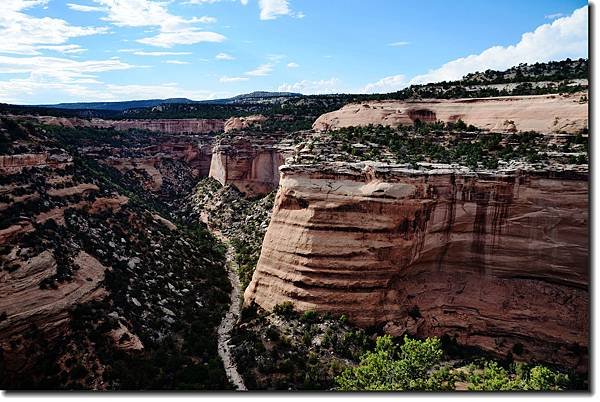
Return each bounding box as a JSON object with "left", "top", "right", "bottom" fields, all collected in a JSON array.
[
  {"left": 32, "top": 116, "right": 225, "bottom": 134},
  {"left": 244, "top": 162, "right": 589, "bottom": 370},
  {"left": 208, "top": 137, "right": 287, "bottom": 196}
]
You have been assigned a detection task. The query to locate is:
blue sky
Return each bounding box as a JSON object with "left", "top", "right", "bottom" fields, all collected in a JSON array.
[{"left": 0, "top": 0, "right": 589, "bottom": 104}]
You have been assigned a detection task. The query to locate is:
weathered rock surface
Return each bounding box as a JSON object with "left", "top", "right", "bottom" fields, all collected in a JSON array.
[
  {"left": 313, "top": 93, "right": 588, "bottom": 134},
  {"left": 0, "top": 251, "right": 108, "bottom": 372},
  {"left": 0, "top": 153, "right": 72, "bottom": 173},
  {"left": 244, "top": 162, "right": 589, "bottom": 369},
  {"left": 209, "top": 136, "right": 288, "bottom": 196},
  {"left": 36, "top": 116, "right": 225, "bottom": 134},
  {"left": 224, "top": 115, "right": 267, "bottom": 133}
]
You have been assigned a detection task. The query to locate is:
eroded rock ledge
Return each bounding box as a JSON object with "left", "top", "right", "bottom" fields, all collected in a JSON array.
[
  {"left": 313, "top": 92, "right": 588, "bottom": 134},
  {"left": 244, "top": 162, "right": 589, "bottom": 370}
]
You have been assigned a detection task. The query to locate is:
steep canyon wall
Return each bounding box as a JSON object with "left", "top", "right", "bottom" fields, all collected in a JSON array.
[{"left": 245, "top": 163, "right": 589, "bottom": 369}]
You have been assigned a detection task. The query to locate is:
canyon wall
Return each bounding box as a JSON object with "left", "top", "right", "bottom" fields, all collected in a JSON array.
[
  {"left": 0, "top": 153, "right": 72, "bottom": 173},
  {"left": 244, "top": 162, "right": 589, "bottom": 369},
  {"left": 208, "top": 137, "right": 287, "bottom": 196},
  {"left": 34, "top": 116, "right": 225, "bottom": 134},
  {"left": 313, "top": 92, "right": 588, "bottom": 134}
]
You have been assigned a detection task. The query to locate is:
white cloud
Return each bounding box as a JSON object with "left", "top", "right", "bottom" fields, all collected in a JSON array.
[
  {"left": 90, "top": 0, "right": 224, "bottom": 47},
  {"left": 286, "top": 62, "right": 299, "bottom": 68},
  {"left": 245, "top": 63, "right": 273, "bottom": 76},
  {"left": 67, "top": 3, "right": 104, "bottom": 12},
  {"left": 277, "top": 78, "right": 342, "bottom": 94},
  {"left": 137, "top": 30, "right": 225, "bottom": 47},
  {"left": 219, "top": 76, "right": 249, "bottom": 82},
  {"left": 184, "top": 0, "right": 224, "bottom": 4},
  {"left": 0, "top": 54, "right": 134, "bottom": 79},
  {"left": 37, "top": 44, "right": 87, "bottom": 54},
  {"left": 0, "top": 54, "right": 139, "bottom": 102},
  {"left": 0, "top": 0, "right": 108, "bottom": 55},
  {"left": 410, "top": 6, "right": 588, "bottom": 84},
  {"left": 241, "top": 0, "right": 249, "bottom": 5},
  {"left": 164, "top": 60, "right": 190, "bottom": 64},
  {"left": 258, "top": 0, "right": 302, "bottom": 20},
  {"left": 215, "top": 52, "right": 235, "bottom": 60},
  {"left": 267, "top": 53, "right": 286, "bottom": 62},
  {"left": 362, "top": 74, "right": 407, "bottom": 93},
  {"left": 132, "top": 51, "right": 192, "bottom": 56},
  {"left": 545, "top": 13, "right": 564, "bottom": 20},
  {"left": 388, "top": 41, "right": 410, "bottom": 47},
  {"left": 194, "top": 16, "right": 217, "bottom": 24}
]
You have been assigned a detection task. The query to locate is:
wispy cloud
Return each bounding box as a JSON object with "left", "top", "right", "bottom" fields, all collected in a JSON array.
[
  {"left": 129, "top": 51, "right": 192, "bottom": 56},
  {"left": 286, "top": 62, "right": 299, "bottom": 68},
  {"left": 137, "top": 30, "right": 225, "bottom": 48},
  {"left": 245, "top": 63, "right": 274, "bottom": 76},
  {"left": 215, "top": 52, "right": 235, "bottom": 60},
  {"left": 67, "top": 3, "right": 104, "bottom": 12},
  {"left": 220, "top": 76, "right": 249, "bottom": 82},
  {"left": 258, "top": 0, "right": 303, "bottom": 20},
  {"left": 545, "top": 13, "right": 565, "bottom": 20},
  {"left": 362, "top": 74, "right": 407, "bottom": 93},
  {"left": 0, "top": 1, "right": 108, "bottom": 55},
  {"left": 164, "top": 60, "right": 190, "bottom": 64},
  {"left": 86, "top": 0, "right": 224, "bottom": 47},
  {"left": 388, "top": 41, "right": 410, "bottom": 47},
  {"left": 277, "top": 78, "right": 342, "bottom": 94}
]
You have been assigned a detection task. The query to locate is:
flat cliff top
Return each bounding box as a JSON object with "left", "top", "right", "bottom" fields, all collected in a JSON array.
[
  {"left": 313, "top": 92, "right": 588, "bottom": 134},
  {"left": 280, "top": 160, "right": 588, "bottom": 181}
]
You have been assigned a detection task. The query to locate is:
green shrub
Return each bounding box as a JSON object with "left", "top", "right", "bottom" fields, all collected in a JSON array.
[
  {"left": 335, "top": 335, "right": 455, "bottom": 391},
  {"left": 273, "top": 301, "right": 296, "bottom": 319}
]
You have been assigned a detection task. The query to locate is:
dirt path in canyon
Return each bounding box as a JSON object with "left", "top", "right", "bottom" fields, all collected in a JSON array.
[{"left": 202, "top": 213, "right": 247, "bottom": 391}]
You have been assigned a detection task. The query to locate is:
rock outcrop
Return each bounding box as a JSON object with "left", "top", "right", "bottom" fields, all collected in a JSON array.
[
  {"left": 208, "top": 136, "right": 288, "bottom": 196},
  {"left": 224, "top": 115, "right": 267, "bottom": 133},
  {"left": 244, "top": 162, "right": 589, "bottom": 370},
  {"left": 313, "top": 93, "right": 588, "bottom": 134},
  {"left": 0, "top": 153, "right": 72, "bottom": 173},
  {"left": 31, "top": 116, "right": 225, "bottom": 134}
]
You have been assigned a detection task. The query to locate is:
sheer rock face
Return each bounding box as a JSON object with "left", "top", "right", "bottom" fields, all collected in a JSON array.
[
  {"left": 244, "top": 163, "right": 589, "bottom": 369},
  {"left": 35, "top": 116, "right": 225, "bottom": 134},
  {"left": 209, "top": 138, "right": 286, "bottom": 196},
  {"left": 0, "top": 153, "right": 72, "bottom": 173},
  {"left": 313, "top": 93, "right": 588, "bottom": 134}
]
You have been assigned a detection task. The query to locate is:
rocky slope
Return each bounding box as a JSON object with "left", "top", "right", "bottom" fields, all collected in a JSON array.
[
  {"left": 313, "top": 92, "right": 588, "bottom": 134},
  {"left": 244, "top": 162, "right": 588, "bottom": 370},
  {"left": 0, "top": 119, "right": 232, "bottom": 389}
]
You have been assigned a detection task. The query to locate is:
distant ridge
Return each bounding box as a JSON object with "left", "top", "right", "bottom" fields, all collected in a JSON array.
[
  {"left": 37, "top": 98, "right": 195, "bottom": 111},
  {"left": 37, "top": 91, "right": 303, "bottom": 111}
]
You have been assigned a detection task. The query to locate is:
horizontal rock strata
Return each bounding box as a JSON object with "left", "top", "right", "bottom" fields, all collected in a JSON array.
[
  {"left": 313, "top": 93, "right": 588, "bottom": 134},
  {"left": 209, "top": 137, "right": 289, "bottom": 196},
  {"left": 245, "top": 162, "right": 589, "bottom": 369},
  {"left": 31, "top": 116, "right": 225, "bottom": 134}
]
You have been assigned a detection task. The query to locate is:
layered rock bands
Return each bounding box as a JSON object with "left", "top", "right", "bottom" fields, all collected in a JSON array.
[
  {"left": 313, "top": 93, "right": 588, "bottom": 134},
  {"left": 245, "top": 162, "right": 589, "bottom": 370}
]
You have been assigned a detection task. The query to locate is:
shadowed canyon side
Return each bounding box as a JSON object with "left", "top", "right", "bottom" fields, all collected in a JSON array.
[
  {"left": 313, "top": 92, "right": 588, "bottom": 134},
  {"left": 244, "top": 163, "right": 589, "bottom": 369}
]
